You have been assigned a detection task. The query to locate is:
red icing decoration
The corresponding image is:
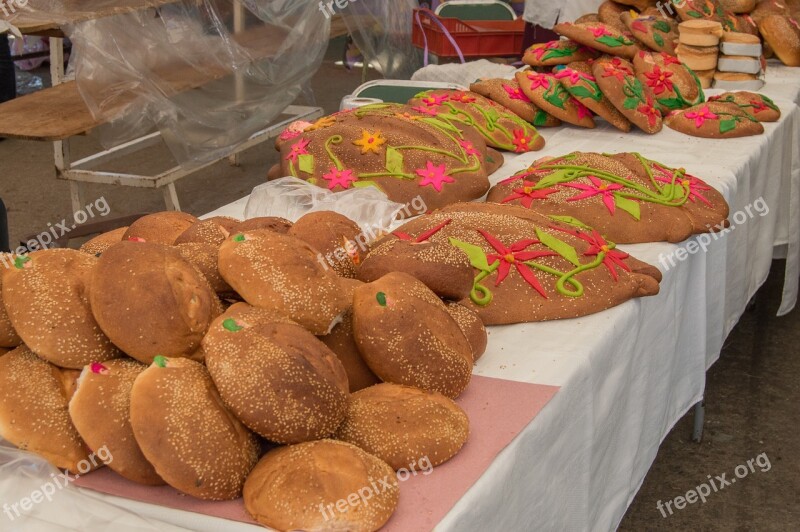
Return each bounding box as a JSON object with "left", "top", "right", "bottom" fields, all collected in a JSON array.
[
  {"left": 322, "top": 167, "right": 357, "bottom": 190},
  {"left": 477, "top": 230, "right": 556, "bottom": 298},
  {"left": 501, "top": 182, "right": 559, "bottom": 208},
  {"left": 416, "top": 162, "right": 455, "bottom": 192},
  {"left": 561, "top": 175, "right": 624, "bottom": 215}
]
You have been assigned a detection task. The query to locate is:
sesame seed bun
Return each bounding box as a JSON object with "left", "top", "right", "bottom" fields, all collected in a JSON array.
[
  {"left": 358, "top": 237, "right": 475, "bottom": 301},
  {"left": 175, "top": 242, "right": 234, "bottom": 295},
  {"left": 0, "top": 346, "right": 94, "bottom": 473},
  {"left": 122, "top": 211, "right": 199, "bottom": 245},
  {"left": 759, "top": 15, "right": 800, "bottom": 66},
  {"left": 445, "top": 302, "right": 488, "bottom": 362},
  {"left": 130, "top": 357, "right": 259, "bottom": 500},
  {"left": 2, "top": 249, "right": 120, "bottom": 369},
  {"left": 218, "top": 230, "right": 351, "bottom": 335},
  {"left": 352, "top": 272, "right": 473, "bottom": 399},
  {"left": 0, "top": 268, "right": 22, "bottom": 348},
  {"left": 234, "top": 217, "right": 293, "bottom": 234},
  {"left": 79, "top": 227, "right": 128, "bottom": 256},
  {"left": 89, "top": 241, "right": 219, "bottom": 363},
  {"left": 203, "top": 303, "right": 350, "bottom": 444},
  {"left": 320, "top": 309, "right": 381, "bottom": 393},
  {"left": 174, "top": 217, "right": 237, "bottom": 247},
  {"left": 243, "top": 439, "right": 399, "bottom": 532},
  {"left": 69, "top": 358, "right": 164, "bottom": 485},
  {"left": 336, "top": 383, "right": 469, "bottom": 471},
  {"left": 289, "top": 211, "right": 363, "bottom": 279}
]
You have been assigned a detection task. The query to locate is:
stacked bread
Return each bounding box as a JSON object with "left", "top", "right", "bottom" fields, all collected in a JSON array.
[
  {"left": 715, "top": 31, "right": 766, "bottom": 89},
  {"left": 0, "top": 210, "right": 487, "bottom": 531},
  {"left": 677, "top": 20, "right": 725, "bottom": 88}
]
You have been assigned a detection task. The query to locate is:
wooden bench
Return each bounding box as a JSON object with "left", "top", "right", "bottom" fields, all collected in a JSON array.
[{"left": 0, "top": 10, "right": 323, "bottom": 212}]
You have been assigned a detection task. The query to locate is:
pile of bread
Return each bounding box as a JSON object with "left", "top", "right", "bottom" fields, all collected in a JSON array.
[
  {"left": 563, "top": 0, "right": 799, "bottom": 67},
  {"left": 0, "top": 211, "right": 488, "bottom": 531}
]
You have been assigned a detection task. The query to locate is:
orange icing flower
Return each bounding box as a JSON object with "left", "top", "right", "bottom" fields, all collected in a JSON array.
[{"left": 353, "top": 129, "right": 386, "bottom": 154}]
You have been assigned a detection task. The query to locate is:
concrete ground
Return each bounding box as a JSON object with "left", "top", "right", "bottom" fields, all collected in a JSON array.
[{"left": 1, "top": 39, "right": 798, "bottom": 532}]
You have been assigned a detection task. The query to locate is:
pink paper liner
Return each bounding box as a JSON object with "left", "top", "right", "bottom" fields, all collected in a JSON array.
[{"left": 75, "top": 375, "right": 559, "bottom": 530}]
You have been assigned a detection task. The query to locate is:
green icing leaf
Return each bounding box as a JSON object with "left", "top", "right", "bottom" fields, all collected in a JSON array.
[
  {"left": 719, "top": 119, "right": 737, "bottom": 133},
  {"left": 549, "top": 215, "right": 591, "bottom": 230},
  {"left": 153, "top": 356, "right": 168, "bottom": 368},
  {"left": 535, "top": 168, "right": 573, "bottom": 189},
  {"left": 233, "top": 233, "right": 246, "bottom": 242},
  {"left": 536, "top": 229, "right": 581, "bottom": 267},
  {"left": 653, "top": 33, "right": 665, "bottom": 47},
  {"left": 596, "top": 35, "right": 626, "bottom": 48},
  {"left": 657, "top": 97, "right": 684, "bottom": 110},
  {"left": 223, "top": 318, "right": 243, "bottom": 332},
  {"left": 449, "top": 238, "right": 491, "bottom": 272},
  {"left": 567, "top": 86, "right": 596, "bottom": 100},
  {"left": 353, "top": 180, "right": 382, "bottom": 191},
  {"left": 623, "top": 97, "right": 640, "bottom": 110},
  {"left": 297, "top": 154, "right": 314, "bottom": 174},
  {"left": 414, "top": 91, "right": 432, "bottom": 99},
  {"left": 543, "top": 47, "right": 578, "bottom": 60},
  {"left": 653, "top": 20, "right": 671, "bottom": 33},
  {"left": 485, "top": 107, "right": 500, "bottom": 124},
  {"left": 376, "top": 292, "right": 387, "bottom": 307},
  {"left": 533, "top": 110, "right": 549, "bottom": 127},
  {"left": 614, "top": 194, "right": 641, "bottom": 221},
  {"left": 687, "top": 10, "right": 702, "bottom": 18},
  {"left": 14, "top": 256, "right": 30, "bottom": 269},
  {"left": 385, "top": 146, "right": 405, "bottom": 175}
]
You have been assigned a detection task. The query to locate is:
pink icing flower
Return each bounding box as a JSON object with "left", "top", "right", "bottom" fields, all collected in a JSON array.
[
  {"left": 322, "top": 167, "right": 357, "bottom": 190},
  {"left": 561, "top": 175, "right": 624, "bottom": 215},
  {"left": 588, "top": 26, "right": 613, "bottom": 38},
  {"left": 661, "top": 53, "right": 682, "bottom": 66},
  {"left": 638, "top": 97, "right": 661, "bottom": 128},
  {"left": 575, "top": 100, "right": 593, "bottom": 120},
  {"left": 421, "top": 93, "right": 448, "bottom": 107},
  {"left": 654, "top": 166, "right": 713, "bottom": 206},
  {"left": 90, "top": 362, "right": 109, "bottom": 375},
  {"left": 526, "top": 72, "right": 551, "bottom": 90},
  {"left": 554, "top": 67, "right": 584, "bottom": 85},
  {"left": 459, "top": 140, "right": 482, "bottom": 159},
  {"left": 528, "top": 40, "right": 559, "bottom": 60},
  {"left": 286, "top": 138, "right": 310, "bottom": 163},
  {"left": 684, "top": 105, "right": 718, "bottom": 128},
  {"left": 512, "top": 129, "right": 535, "bottom": 153},
  {"left": 416, "top": 161, "right": 455, "bottom": 192},
  {"left": 503, "top": 83, "right": 531, "bottom": 102},
  {"left": 449, "top": 91, "right": 476, "bottom": 103},
  {"left": 501, "top": 182, "right": 558, "bottom": 208},
  {"left": 412, "top": 105, "right": 439, "bottom": 116}
]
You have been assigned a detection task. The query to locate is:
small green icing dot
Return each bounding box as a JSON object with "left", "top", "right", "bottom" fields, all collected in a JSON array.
[
  {"left": 233, "top": 233, "right": 246, "bottom": 242},
  {"left": 153, "top": 355, "right": 168, "bottom": 368},
  {"left": 14, "top": 256, "right": 30, "bottom": 269},
  {"left": 376, "top": 292, "right": 387, "bottom": 307},
  {"left": 223, "top": 318, "right": 243, "bottom": 332}
]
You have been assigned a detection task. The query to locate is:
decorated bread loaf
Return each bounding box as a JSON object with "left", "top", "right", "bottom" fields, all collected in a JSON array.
[
  {"left": 708, "top": 91, "right": 781, "bottom": 121},
  {"left": 553, "top": 62, "right": 631, "bottom": 131},
  {"left": 633, "top": 51, "right": 705, "bottom": 112},
  {"left": 276, "top": 103, "right": 493, "bottom": 211},
  {"left": 487, "top": 152, "right": 730, "bottom": 243},
  {"left": 592, "top": 56, "right": 663, "bottom": 133},
  {"left": 665, "top": 101, "right": 765, "bottom": 137},
  {"left": 375, "top": 203, "right": 662, "bottom": 325},
  {"left": 554, "top": 21, "right": 640, "bottom": 58},
  {"left": 469, "top": 78, "right": 562, "bottom": 127},
  {"left": 523, "top": 39, "right": 600, "bottom": 67},
  {"left": 516, "top": 71, "right": 596, "bottom": 128}
]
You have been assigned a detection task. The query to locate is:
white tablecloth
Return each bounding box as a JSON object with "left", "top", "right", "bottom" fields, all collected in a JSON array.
[{"left": 2, "top": 89, "right": 799, "bottom": 532}]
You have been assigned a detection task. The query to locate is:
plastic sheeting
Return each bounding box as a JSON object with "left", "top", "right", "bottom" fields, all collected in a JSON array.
[
  {"left": 9, "top": 0, "right": 330, "bottom": 165},
  {"left": 339, "top": 0, "right": 423, "bottom": 80}
]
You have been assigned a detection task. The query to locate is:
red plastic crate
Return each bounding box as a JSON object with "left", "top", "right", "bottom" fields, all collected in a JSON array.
[{"left": 412, "top": 8, "right": 525, "bottom": 59}]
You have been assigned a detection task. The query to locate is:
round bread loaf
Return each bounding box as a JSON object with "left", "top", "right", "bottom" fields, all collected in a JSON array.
[
  {"left": 176, "top": 242, "right": 233, "bottom": 294},
  {"left": 352, "top": 272, "right": 473, "bottom": 399},
  {"left": 336, "top": 383, "right": 469, "bottom": 470},
  {"left": 0, "top": 346, "right": 94, "bottom": 473},
  {"left": 759, "top": 15, "right": 800, "bottom": 66},
  {"left": 320, "top": 309, "right": 381, "bottom": 393},
  {"left": 174, "top": 217, "right": 237, "bottom": 246},
  {"left": 234, "top": 217, "right": 293, "bottom": 234},
  {"left": 79, "top": 227, "right": 128, "bottom": 256},
  {"left": 289, "top": 211, "right": 363, "bottom": 279},
  {"left": 678, "top": 20, "right": 724, "bottom": 46},
  {"left": 130, "top": 357, "right": 259, "bottom": 500},
  {"left": 218, "top": 230, "right": 351, "bottom": 335},
  {"left": 720, "top": 0, "right": 757, "bottom": 13},
  {"left": 90, "top": 241, "right": 218, "bottom": 363},
  {"left": 0, "top": 268, "right": 21, "bottom": 348},
  {"left": 445, "top": 302, "right": 488, "bottom": 362},
  {"left": 69, "top": 358, "right": 163, "bottom": 485},
  {"left": 122, "top": 211, "right": 198, "bottom": 245},
  {"left": 2, "top": 249, "right": 119, "bottom": 368},
  {"left": 358, "top": 235, "right": 474, "bottom": 302},
  {"left": 203, "top": 303, "right": 350, "bottom": 444},
  {"left": 244, "top": 440, "right": 399, "bottom": 532}
]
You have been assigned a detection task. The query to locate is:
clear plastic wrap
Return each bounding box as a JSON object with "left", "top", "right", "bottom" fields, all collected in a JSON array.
[
  {"left": 9, "top": 0, "right": 330, "bottom": 165},
  {"left": 339, "top": 0, "right": 423, "bottom": 79},
  {"left": 244, "top": 177, "right": 412, "bottom": 234}
]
